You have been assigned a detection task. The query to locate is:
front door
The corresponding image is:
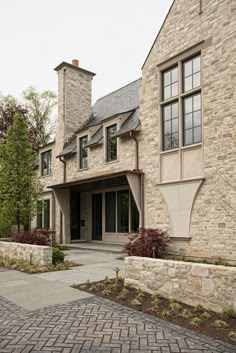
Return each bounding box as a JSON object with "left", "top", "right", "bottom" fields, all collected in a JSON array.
[
  {"left": 70, "top": 191, "right": 80, "bottom": 241},
  {"left": 92, "top": 193, "right": 102, "bottom": 240}
]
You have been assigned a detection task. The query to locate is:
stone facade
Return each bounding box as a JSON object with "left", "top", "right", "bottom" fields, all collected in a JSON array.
[
  {"left": 35, "top": 0, "right": 236, "bottom": 262},
  {"left": 125, "top": 256, "right": 236, "bottom": 313},
  {"left": 0, "top": 241, "right": 52, "bottom": 265},
  {"left": 138, "top": 0, "right": 236, "bottom": 262}
]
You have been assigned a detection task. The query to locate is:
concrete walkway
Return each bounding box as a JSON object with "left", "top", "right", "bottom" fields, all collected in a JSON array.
[
  {"left": 0, "top": 268, "right": 93, "bottom": 310},
  {"left": 0, "top": 248, "right": 125, "bottom": 310},
  {"left": 0, "top": 248, "right": 235, "bottom": 353},
  {"left": 33, "top": 248, "right": 125, "bottom": 285}
]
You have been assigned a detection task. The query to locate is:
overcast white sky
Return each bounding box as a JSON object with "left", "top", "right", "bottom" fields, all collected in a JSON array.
[{"left": 0, "top": 0, "right": 173, "bottom": 103}]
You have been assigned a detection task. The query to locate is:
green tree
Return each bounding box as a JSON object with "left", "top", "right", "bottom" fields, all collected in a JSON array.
[
  {"left": 0, "top": 113, "right": 41, "bottom": 232},
  {"left": 0, "top": 87, "right": 57, "bottom": 150},
  {"left": 23, "top": 87, "right": 57, "bottom": 149}
]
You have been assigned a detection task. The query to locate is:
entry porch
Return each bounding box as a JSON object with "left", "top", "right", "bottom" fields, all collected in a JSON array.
[{"left": 49, "top": 170, "right": 144, "bottom": 244}]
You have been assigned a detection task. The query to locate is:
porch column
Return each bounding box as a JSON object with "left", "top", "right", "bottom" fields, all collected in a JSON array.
[
  {"left": 127, "top": 173, "right": 144, "bottom": 227},
  {"left": 53, "top": 189, "right": 71, "bottom": 244}
]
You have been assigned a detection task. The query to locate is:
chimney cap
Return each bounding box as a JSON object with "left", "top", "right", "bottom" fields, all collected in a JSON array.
[
  {"left": 72, "top": 59, "right": 79, "bottom": 67},
  {"left": 54, "top": 62, "right": 96, "bottom": 77}
]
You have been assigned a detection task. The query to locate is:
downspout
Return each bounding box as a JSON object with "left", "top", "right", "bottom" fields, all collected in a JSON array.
[
  {"left": 58, "top": 156, "right": 66, "bottom": 244},
  {"left": 59, "top": 156, "right": 66, "bottom": 183},
  {"left": 58, "top": 68, "right": 67, "bottom": 244},
  {"left": 130, "top": 131, "right": 139, "bottom": 170},
  {"left": 130, "top": 131, "right": 144, "bottom": 227}
]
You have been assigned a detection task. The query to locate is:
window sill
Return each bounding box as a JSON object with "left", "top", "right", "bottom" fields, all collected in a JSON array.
[
  {"left": 104, "top": 159, "right": 119, "bottom": 165},
  {"left": 41, "top": 173, "right": 52, "bottom": 178},
  {"left": 160, "top": 143, "right": 202, "bottom": 155},
  {"left": 158, "top": 177, "right": 205, "bottom": 186},
  {"left": 77, "top": 167, "right": 88, "bottom": 172}
]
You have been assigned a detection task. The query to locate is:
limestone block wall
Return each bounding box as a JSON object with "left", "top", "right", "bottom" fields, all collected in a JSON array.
[
  {"left": 0, "top": 241, "right": 52, "bottom": 266},
  {"left": 125, "top": 256, "right": 236, "bottom": 313},
  {"left": 139, "top": 0, "right": 236, "bottom": 261},
  {"left": 64, "top": 136, "right": 137, "bottom": 182}
]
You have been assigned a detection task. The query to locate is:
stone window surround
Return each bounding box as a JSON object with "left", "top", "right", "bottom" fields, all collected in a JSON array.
[
  {"left": 77, "top": 131, "right": 90, "bottom": 171},
  {"left": 40, "top": 149, "right": 52, "bottom": 177},
  {"left": 157, "top": 39, "right": 213, "bottom": 185},
  {"left": 160, "top": 54, "right": 202, "bottom": 153},
  {"left": 103, "top": 118, "right": 120, "bottom": 165}
]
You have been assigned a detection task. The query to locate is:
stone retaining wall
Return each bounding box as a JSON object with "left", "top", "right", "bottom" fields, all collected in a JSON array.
[
  {"left": 0, "top": 241, "right": 52, "bottom": 265},
  {"left": 125, "top": 257, "right": 236, "bottom": 313}
]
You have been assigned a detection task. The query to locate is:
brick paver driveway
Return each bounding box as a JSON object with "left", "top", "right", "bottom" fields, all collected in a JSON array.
[{"left": 0, "top": 295, "right": 235, "bottom": 353}]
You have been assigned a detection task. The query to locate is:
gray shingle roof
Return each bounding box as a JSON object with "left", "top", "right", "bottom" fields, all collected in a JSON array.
[
  {"left": 57, "top": 137, "right": 77, "bottom": 157},
  {"left": 85, "top": 126, "right": 103, "bottom": 147},
  {"left": 116, "top": 109, "right": 140, "bottom": 136},
  {"left": 87, "top": 79, "right": 141, "bottom": 127},
  {"left": 58, "top": 78, "right": 141, "bottom": 156}
]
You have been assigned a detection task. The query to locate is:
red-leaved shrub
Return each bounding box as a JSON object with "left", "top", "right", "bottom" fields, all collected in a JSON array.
[
  {"left": 124, "top": 227, "right": 171, "bottom": 258},
  {"left": 10, "top": 229, "right": 50, "bottom": 246}
]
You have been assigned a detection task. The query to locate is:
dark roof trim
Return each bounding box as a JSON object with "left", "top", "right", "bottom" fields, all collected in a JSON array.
[
  {"left": 54, "top": 62, "right": 96, "bottom": 77},
  {"left": 48, "top": 170, "right": 144, "bottom": 190},
  {"left": 142, "top": 0, "right": 175, "bottom": 69},
  {"left": 88, "top": 108, "right": 138, "bottom": 128}
]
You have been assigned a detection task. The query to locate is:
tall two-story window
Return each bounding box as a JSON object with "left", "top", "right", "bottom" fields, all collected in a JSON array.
[
  {"left": 162, "top": 55, "right": 201, "bottom": 151},
  {"left": 106, "top": 124, "right": 117, "bottom": 162},
  {"left": 79, "top": 135, "right": 88, "bottom": 169},
  {"left": 41, "top": 150, "right": 52, "bottom": 176}
]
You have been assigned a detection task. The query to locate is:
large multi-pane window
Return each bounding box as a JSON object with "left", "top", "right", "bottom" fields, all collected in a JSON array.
[
  {"left": 41, "top": 150, "right": 52, "bottom": 176},
  {"left": 163, "top": 67, "right": 178, "bottom": 100},
  {"left": 162, "top": 55, "right": 201, "bottom": 151},
  {"left": 37, "top": 199, "right": 50, "bottom": 229},
  {"left": 106, "top": 124, "right": 117, "bottom": 162},
  {"left": 163, "top": 102, "right": 179, "bottom": 150},
  {"left": 105, "top": 192, "right": 116, "bottom": 232},
  {"left": 79, "top": 135, "right": 88, "bottom": 169},
  {"left": 184, "top": 94, "right": 201, "bottom": 145},
  {"left": 105, "top": 190, "right": 139, "bottom": 233},
  {"left": 117, "top": 190, "right": 129, "bottom": 233}
]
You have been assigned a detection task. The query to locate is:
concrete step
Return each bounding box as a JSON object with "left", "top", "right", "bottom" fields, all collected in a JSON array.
[{"left": 65, "top": 242, "right": 126, "bottom": 254}]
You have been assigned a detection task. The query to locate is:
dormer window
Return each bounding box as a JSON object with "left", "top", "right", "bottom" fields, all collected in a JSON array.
[
  {"left": 41, "top": 150, "right": 52, "bottom": 176},
  {"left": 106, "top": 124, "right": 117, "bottom": 162},
  {"left": 79, "top": 135, "right": 88, "bottom": 169}
]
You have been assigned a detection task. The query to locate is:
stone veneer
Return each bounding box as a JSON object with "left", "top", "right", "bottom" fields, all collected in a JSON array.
[
  {"left": 138, "top": 0, "right": 236, "bottom": 261},
  {"left": 0, "top": 241, "right": 52, "bottom": 266},
  {"left": 36, "top": 0, "right": 236, "bottom": 261},
  {"left": 125, "top": 256, "right": 236, "bottom": 313}
]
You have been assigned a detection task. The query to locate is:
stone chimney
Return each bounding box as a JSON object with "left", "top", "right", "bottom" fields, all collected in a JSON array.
[{"left": 54, "top": 59, "right": 96, "bottom": 146}]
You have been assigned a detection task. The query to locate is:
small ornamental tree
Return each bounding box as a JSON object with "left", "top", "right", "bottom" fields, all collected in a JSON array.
[
  {"left": 124, "top": 227, "right": 171, "bottom": 258},
  {"left": 0, "top": 113, "right": 41, "bottom": 231}
]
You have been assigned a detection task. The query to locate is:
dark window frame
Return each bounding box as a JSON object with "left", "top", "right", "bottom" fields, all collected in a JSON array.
[
  {"left": 161, "top": 54, "right": 202, "bottom": 151},
  {"left": 106, "top": 124, "right": 117, "bottom": 162},
  {"left": 104, "top": 189, "right": 139, "bottom": 234},
  {"left": 162, "top": 102, "right": 179, "bottom": 151},
  {"left": 162, "top": 66, "right": 178, "bottom": 101},
  {"left": 37, "top": 199, "right": 50, "bottom": 229},
  {"left": 79, "top": 135, "right": 88, "bottom": 169},
  {"left": 41, "top": 150, "right": 52, "bottom": 176}
]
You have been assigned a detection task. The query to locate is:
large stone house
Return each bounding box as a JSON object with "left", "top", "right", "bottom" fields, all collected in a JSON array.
[{"left": 34, "top": 0, "right": 236, "bottom": 263}]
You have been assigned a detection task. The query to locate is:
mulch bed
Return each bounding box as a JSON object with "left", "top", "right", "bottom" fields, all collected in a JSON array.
[{"left": 72, "top": 278, "right": 236, "bottom": 345}]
